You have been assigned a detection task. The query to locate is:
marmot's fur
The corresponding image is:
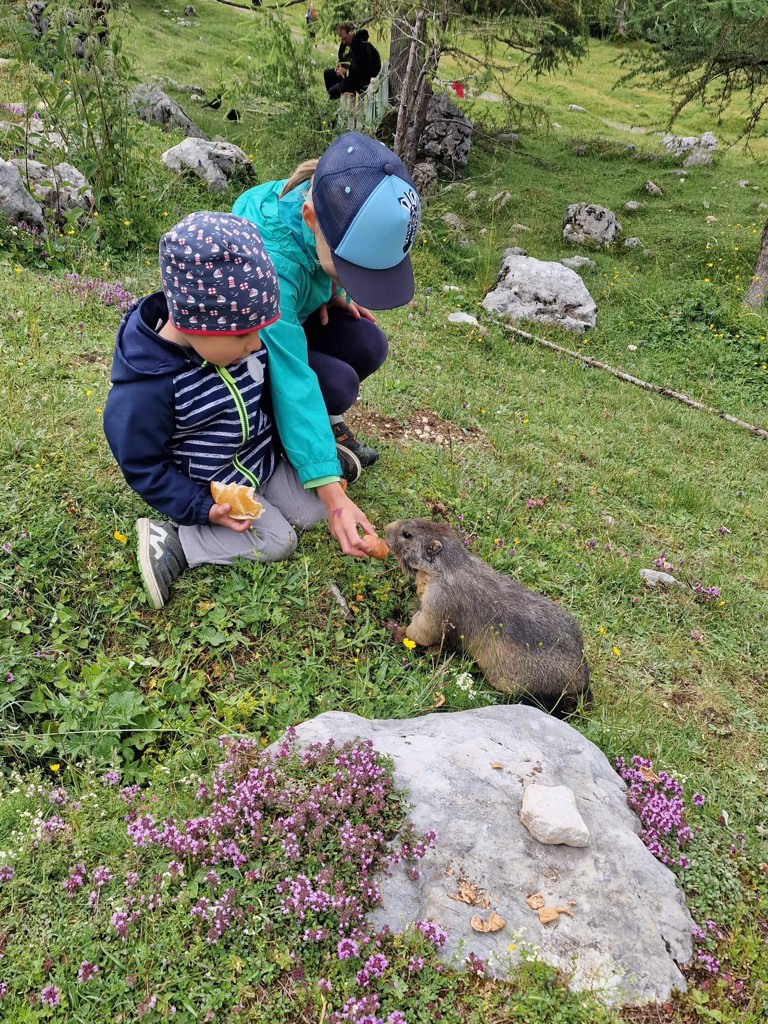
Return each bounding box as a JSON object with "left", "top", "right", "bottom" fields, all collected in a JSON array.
[{"left": 384, "top": 518, "right": 590, "bottom": 715}]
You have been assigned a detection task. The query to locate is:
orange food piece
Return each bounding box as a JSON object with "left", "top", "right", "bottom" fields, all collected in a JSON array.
[
  {"left": 210, "top": 480, "right": 264, "bottom": 520},
  {"left": 364, "top": 535, "right": 389, "bottom": 560}
]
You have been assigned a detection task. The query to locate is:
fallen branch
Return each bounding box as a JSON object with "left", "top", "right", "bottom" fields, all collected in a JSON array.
[{"left": 502, "top": 323, "right": 768, "bottom": 440}]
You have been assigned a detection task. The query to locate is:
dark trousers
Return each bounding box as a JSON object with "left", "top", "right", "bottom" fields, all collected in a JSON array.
[
  {"left": 303, "top": 307, "right": 388, "bottom": 415},
  {"left": 324, "top": 67, "right": 368, "bottom": 100}
]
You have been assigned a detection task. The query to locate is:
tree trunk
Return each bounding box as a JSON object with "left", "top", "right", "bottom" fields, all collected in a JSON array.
[
  {"left": 387, "top": 12, "right": 411, "bottom": 108},
  {"left": 392, "top": 5, "right": 448, "bottom": 172},
  {"left": 744, "top": 217, "right": 768, "bottom": 307},
  {"left": 393, "top": 8, "right": 425, "bottom": 166}
]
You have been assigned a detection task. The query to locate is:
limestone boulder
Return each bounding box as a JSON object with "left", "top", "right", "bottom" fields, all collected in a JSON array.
[
  {"left": 662, "top": 131, "right": 717, "bottom": 167},
  {"left": 9, "top": 159, "right": 92, "bottom": 224},
  {"left": 132, "top": 84, "right": 206, "bottom": 139},
  {"left": 0, "top": 157, "right": 46, "bottom": 234},
  {"left": 289, "top": 707, "right": 694, "bottom": 1006},
  {"left": 418, "top": 91, "right": 472, "bottom": 176},
  {"left": 161, "top": 137, "right": 254, "bottom": 191},
  {"left": 482, "top": 252, "right": 597, "bottom": 333},
  {"left": 563, "top": 203, "right": 621, "bottom": 247}
]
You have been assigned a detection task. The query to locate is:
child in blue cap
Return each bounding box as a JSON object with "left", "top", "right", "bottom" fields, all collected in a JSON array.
[
  {"left": 103, "top": 211, "right": 328, "bottom": 609},
  {"left": 232, "top": 132, "right": 422, "bottom": 559}
]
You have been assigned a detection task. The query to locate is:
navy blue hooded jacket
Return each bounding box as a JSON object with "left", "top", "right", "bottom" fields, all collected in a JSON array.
[{"left": 103, "top": 292, "right": 276, "bottom": 526}]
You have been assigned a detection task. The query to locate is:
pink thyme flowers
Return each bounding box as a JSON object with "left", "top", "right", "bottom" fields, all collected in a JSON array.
[{"left": 614, "top": 755, "right": 696, "bottom": 869}]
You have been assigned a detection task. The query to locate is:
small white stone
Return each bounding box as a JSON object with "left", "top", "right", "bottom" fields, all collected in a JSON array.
[
  {"left": 520, "top": 784, "right": 590, "bottom": 847},
  {"left": 640, "top": 568, "right": 683, "bottom": 588},
  {"left": 447, "top": 311, "right": 480, "bottom": 328}
]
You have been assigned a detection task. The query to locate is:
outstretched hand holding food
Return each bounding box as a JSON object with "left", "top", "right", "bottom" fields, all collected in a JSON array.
[{"left": 316, "top": 481, "right": 388, "bottom": 559}]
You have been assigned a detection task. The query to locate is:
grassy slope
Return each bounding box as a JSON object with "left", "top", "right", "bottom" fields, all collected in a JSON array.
[{"left": 0, "top": 2, "right": 767, "bottom": 1020}]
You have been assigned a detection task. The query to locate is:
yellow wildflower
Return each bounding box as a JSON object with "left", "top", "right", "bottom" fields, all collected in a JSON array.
[
  {"left": 402, "top": 637, "right": 416, "bottom": 650},
  {"left": 114, "top": 531, "right": 128, "bottom": 544},
  {"left": 612, "top": 645, "right": 621, "bottom": 657}
]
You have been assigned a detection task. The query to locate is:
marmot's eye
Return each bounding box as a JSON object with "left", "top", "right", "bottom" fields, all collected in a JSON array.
[{"left": 402, "top": 530, "right": 412, "bottom": 539}]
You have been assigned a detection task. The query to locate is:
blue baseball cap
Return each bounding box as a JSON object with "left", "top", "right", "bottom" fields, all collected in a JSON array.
[{"left": 312, "top": 132, "right": 421, "bottom": 309}]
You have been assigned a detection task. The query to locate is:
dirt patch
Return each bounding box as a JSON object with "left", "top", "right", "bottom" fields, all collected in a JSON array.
[{"left": 346, "top": 405, "right": 486, "bottom": 450}]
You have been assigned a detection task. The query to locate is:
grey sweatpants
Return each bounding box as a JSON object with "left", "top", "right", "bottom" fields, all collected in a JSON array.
[{"left": 178, "top": 458, "right": 326, "bottom": 566}]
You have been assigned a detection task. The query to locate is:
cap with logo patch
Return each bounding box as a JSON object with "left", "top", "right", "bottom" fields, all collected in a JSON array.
[{"left": 311, "top": 132, "right": 421, "bottom": 310}]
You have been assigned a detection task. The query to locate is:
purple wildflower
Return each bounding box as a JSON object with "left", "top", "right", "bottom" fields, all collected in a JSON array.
[
  {"left": 415, "top": 919, "right": 447, "bottom": 948},
  {"left": 337, "top": 937, "right": 359, "bottom": 960},
  {"left": 40, "top": 985, "right": 61, "bottom": 1007},
  {"left": 64, "top": 863, "right": 87, "bottom": 897},
  {"left": 77, "top": 962, "right": 99, "bottom": 984},
  {"left": 0, "top": 866, "right": 15, "bottom": 884},
  {"left": 465, "top": 951, "right": 485, "bottom": 975},
  {"left": 92, "top": 866, "right": 114, "bottom": 888}
]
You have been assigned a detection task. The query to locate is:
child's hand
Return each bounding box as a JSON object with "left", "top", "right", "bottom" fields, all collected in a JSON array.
[
  {"left": 315, "top": 483, "right": 377, "bottom": 557},
  {"left": 209, "top": 503, "right": 253, "bottom": 532},
  {"left": 318, "top": 296, "right": 377, "bottom": 325}
]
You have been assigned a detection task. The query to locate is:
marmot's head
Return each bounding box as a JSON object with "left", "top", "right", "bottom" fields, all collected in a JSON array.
[{"left": 384, "top": 518, "right": 455, "bottom": 576}]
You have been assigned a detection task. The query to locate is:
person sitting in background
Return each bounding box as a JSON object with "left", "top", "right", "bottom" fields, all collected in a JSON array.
[{"left": 323, "top": 23, "right": 375, "bottom": 100}]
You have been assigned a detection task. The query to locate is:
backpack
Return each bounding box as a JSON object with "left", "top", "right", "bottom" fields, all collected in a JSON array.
[{"left": 367, "top": 42, "right": 382, "bottom": 77}]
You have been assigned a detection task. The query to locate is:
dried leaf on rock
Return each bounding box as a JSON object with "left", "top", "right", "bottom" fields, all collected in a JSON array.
[
  {"left": 526, "top": 892, "right": 545, "bottom": 910},
  {"left": 470, "top": 911, "right": 505, "bottom": 933},
  {"left": 537, "top": 905, "right": 575, "bottom": 925},
  {"left": 490, "top": 761, "right": 503, "bottom": 769},
  {"left": 448, "top": 879, "right": 480, "bottom": 905}
]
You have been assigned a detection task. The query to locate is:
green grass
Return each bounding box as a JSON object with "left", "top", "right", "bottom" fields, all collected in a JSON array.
[{"left": 1, "top": 3, "right": 768, "bottom": 1022}]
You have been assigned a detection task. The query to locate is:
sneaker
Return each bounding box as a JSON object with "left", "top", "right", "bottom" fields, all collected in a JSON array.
[
  {"left": 336, "top": 442, "right": 363, "bottom": 485},
  {"left": 332, "top": 420, "right": 379, "bottom": 468},
  {"left": 136, "top": 519, "right": 188, "bottom": 610}
]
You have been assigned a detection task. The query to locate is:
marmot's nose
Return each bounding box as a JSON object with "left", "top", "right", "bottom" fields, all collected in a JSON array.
[{"left": 383, "top": 521, "right": 399, "bottom": 544}]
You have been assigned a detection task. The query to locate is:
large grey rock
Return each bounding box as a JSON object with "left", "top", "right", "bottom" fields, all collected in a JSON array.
[
  {"left": 9, "top": 159, "right": 92, "bottom": 224},
  {"left": 662, "top": 131, "right": 717, "bottom": 167},
  {"left": 290, "top": 707, "right": 693, "bottom": 1005},
  {"left": 131, "top": 84, "right": 206, "bottom": 139},
  {"left": 0, "top": 157, "right": 45, "bottom": 233},
  {"left": 161, "top": 137, "right": 252, "bottom": 191},
  {"left": 418, "top": 91, "right": 472, "bottom": 176},
  {"left": 482, "top": 252, "right": 597, "bottom": 333},
  {"left": 563, "top": 203, "right": 621, "bottom": 246}
]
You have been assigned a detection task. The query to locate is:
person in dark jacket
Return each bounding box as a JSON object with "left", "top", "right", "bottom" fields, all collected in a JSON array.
[
  {"left": 323, "top": 23, "right": 375, "bottom": 99},
  {"left": 103, "top": 211, "right": 327, "bottom": 609}
]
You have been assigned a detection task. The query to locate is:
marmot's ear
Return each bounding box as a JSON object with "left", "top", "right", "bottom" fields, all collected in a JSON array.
[{"left": 426, "top": 539, "right": 442, "bottom": 562}]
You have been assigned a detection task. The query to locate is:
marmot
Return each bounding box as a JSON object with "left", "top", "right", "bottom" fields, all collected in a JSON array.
[{"left": 384, "top": 518, "right": 590, "bottom": 715}]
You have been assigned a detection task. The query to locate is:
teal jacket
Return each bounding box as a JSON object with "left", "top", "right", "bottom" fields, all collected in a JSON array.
[{"left": 233, "top": 179, "right": 341, "bottom": 487}]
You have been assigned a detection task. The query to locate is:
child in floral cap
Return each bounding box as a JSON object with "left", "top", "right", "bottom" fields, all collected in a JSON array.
[{"left": 104, "top": 211, "right": 326, "bottom": 609}]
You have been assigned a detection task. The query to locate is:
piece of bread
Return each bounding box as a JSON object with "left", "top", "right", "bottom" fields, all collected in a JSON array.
[
  {"left": 210, "top": 480, "right": 264, "bottom": 521},
  {"left": 363, "top": 535, "right": 389, "bottom": 560}
]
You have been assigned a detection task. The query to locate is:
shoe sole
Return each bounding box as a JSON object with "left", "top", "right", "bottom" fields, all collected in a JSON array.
[
  {"left": 335, "top": 443, "right": 363, "bottom": 484},
  {"left": 136, "top": 518, "right": 165, "bottom": 610}
]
